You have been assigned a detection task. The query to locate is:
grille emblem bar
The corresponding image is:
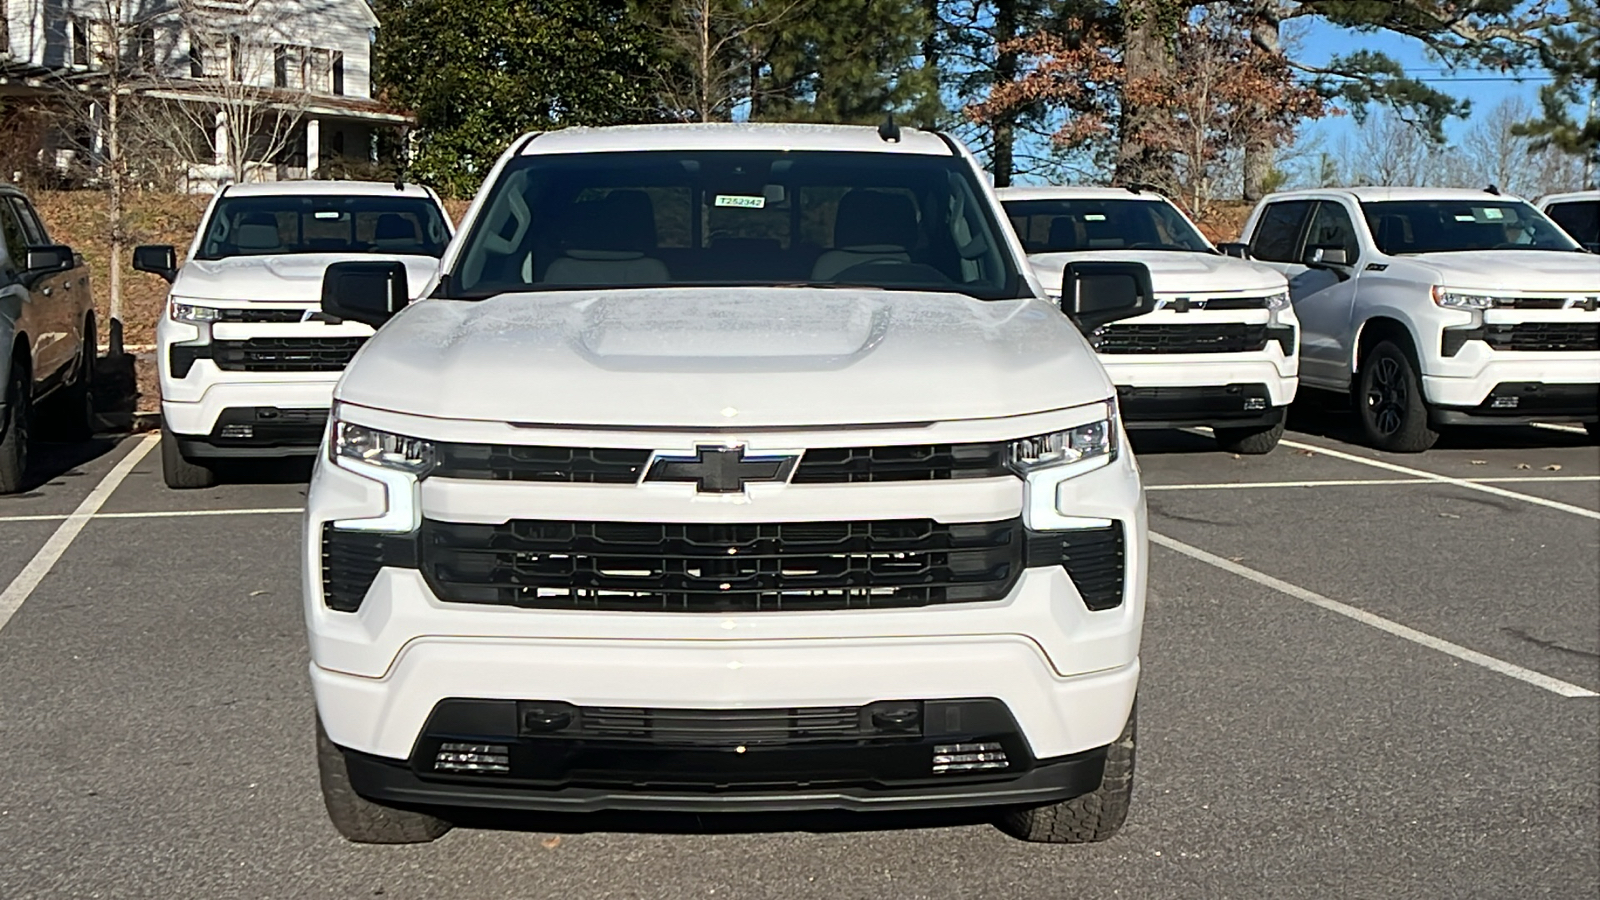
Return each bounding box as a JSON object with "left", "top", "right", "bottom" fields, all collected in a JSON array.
[{"left": 644, "top": 445, "right": 800, "bottom": 493}]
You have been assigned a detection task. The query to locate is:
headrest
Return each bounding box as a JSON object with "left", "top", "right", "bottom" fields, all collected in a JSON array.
[
  {"left": 833, "top": 190, "right": 918, "bottom": 250},
  {"left": 234, "top": 213, "right": 280, "bottom": 250},
  {"left": 1047, "top": 216, "right": 1082, "bottom": 250},
  {"left": 374, "top": 213, "right": 416, "bottom": 241},
  {"left": 566, "top": 190, "right": 658, "bottom": 252}
]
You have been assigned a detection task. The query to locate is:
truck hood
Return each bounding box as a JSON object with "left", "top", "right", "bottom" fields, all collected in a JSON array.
[
  {"left": 1025, "top": 250, "right": 1285, "bottom": 296},
  {"left": 1397, "top": 250, "right": 1600, "bottom": 294},
  {"left": 172, "top": 254, "right": 442, "bottom": 303},
  {"left": 336, "top": 287, "right": 1112, "bottom": 428}
]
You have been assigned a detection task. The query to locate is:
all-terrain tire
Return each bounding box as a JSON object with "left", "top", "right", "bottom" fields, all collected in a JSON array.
[
  {"left": 994, "top": 704, "right": 1136, "bottom": 844},
  {"left": 0, "top": 356, "right": 31, "bottom": 494},
  {"left": 161, "top": 420, "right": 217, "bottom": 489},
  {"left": 1356, "top": 340, "right": 1438, "bottom": 453},
  {"left": 42, "top": 316, "right": 96, "bottom": 441},
  {"left": 317, "top": 718, "right": 451, "bottom": 844},
  {"left": 1214, "top": 418, "right": 1286, "bottom": 455}
]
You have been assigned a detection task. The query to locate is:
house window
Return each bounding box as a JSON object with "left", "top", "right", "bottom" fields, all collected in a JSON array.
[
  {"left": 331, "top": 51, "right": 344, "bottom": 95},
  {"left": 274, "top": 44, "right": 287, "bottom": 87},
  {"left": 229, "top": 34, "right": 241, "bottom": 81},
  {"left": 190, "top": 33, "right": 203, "bottom": 77},
  {"left": 70, "top": 17, "right": 89, "bottom": 67},
  {"left": 135, "top": 26, "right": 156, "bottom": 70},
  {"left": 308, "top": 48, "right": 331, "bottom": 93}
]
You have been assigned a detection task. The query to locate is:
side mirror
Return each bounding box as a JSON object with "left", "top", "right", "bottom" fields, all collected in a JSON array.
[
  {"left": 322, "top": 260, "right": 410, "bottom": 329},
  {"left": 1059, "top": 260, "right": 1157, "bottom": 334},
  {"left": 24, "top": 244, "right": 74, "bottom": 274},
  {"left": 1305, "top": 245, "right": 1349, "bottom": 267},
  {"left": 1217, "top": 242, "right": 1251, "bottom": 259},
  {"left": 132, "top": 244, "right": 178, "bottom": 282}
]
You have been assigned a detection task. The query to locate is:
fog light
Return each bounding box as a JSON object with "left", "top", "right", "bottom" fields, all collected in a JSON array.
[
  {"left": 932, "top": 741, "right": 1009, "bottom": 773},
  {"left": 434, "top": 742, "right": 510, "bottom": 774},
  {"left": 1243, "top": 397, "right": 1267, "bottom": 411},
  {"left": 220, "top": 424, "right": 254, "bottom": 438},
  {"left": 1490, "top": 395, "right": 1519, "bottom": 409}
]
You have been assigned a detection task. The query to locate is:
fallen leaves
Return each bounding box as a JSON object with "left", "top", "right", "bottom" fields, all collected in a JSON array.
[{"left": 541, "top": 836, "right": 562, "bottom": 850}]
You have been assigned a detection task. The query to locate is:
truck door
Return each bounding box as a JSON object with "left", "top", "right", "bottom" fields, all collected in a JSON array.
[
  {"left": 1284, "top": 201, "right": 1363, "bottom": 387},
  {"left": 7, "top": 196, "right": 77, "bottom": 382},
  {"left": 0, "top": 201, "right": 48, "bottom": 384}
]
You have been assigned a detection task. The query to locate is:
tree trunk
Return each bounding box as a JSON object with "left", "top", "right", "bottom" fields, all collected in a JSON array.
[
  {"left": 1116, "top": 0, "right": 1177, "bottom": 187},
  {"left": 107, "top": 40, "right": 124, "bottom": 356},
  {"left": 1242, "top": 1, "right": 1282, "bottom": 200},
  {"left": 991, "top": 0, "right": 1019, "bottom": 187},
  {"left": 698, "top": 0, "right": 713, "bottom": 122}
]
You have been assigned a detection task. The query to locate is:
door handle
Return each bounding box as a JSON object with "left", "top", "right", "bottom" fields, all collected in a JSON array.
[{"left": 40, "top": 287, "right": 51, "bottom": 296}]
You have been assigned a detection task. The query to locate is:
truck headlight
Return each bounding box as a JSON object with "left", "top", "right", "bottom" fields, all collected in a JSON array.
[
  {"left": 169, "top": 300, "right": 223, "bottom": 322},
  {"left": 332, "top": 419, "right": 436, "bottom": 474},
  {"left": 1008, "top": 404, "right": 1117, "bottom": 476},
  {"left": 1431, "top": 287, "right": 1502, "bottom": 310},
  {"left": 1263, "top": 291, "right": 1290, "bottom": 311}
]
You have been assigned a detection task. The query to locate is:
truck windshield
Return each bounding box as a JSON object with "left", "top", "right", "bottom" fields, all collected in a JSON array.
[
  {"left": 1361, "top": 200, "right": 1581, "bottom": 255},
  {"left": 448, "top": 150, "right": 1024, "bottom": 300},
  {"left": 196, "top": 195, "right": 450, "bottom": 260},
  {"left": 1544, "top": 199, "right": 1599, "bottom": 250},
  {"left": 1001, "top": 198, "right": 1212, "bottom": 254}
]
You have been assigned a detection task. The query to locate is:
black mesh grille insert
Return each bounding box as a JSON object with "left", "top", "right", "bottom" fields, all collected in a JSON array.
[
  {"left": 419, "top": 518, "right": 1023, "bottom": 611},
  {"left": 1484, "top": 323, "right": 1599, "bottom": 352},
  {"left": 574, "top": 706, "right": 874, "bottom": 745},
  {"left": 1025, "top": 524, "right": 1126, "bottom": 610},
  {"left": 433, "top": 444, "right": 651, "bottom": 483},
  {"left": 213, "top": 337, "right": 368, "bottom": 371},
  {"left": 1092, "top": 323, "right": 1269, "bottom": 354},
  {"left": 216, "top": 308, "right": 310, "bottom": 323},
  {"left": 791, "top": 443, "right": 1011, "bottom": 483},
  {"left": 321, "top": 525, "right": 388, "bottom": 612}
]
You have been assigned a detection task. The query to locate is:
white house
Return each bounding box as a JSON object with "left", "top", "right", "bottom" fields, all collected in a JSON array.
[{"left": 0, "top": 0, "right": 410, "bottom": 188}]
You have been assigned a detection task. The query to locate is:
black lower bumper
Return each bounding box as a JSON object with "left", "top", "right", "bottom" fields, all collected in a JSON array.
[
  {"left": 177, "top": 406, "right": 328, "bottom": 458},
  {"left": 1431, "top": 382, "right": 1599, "bottom": 426},
  {"left": 341, "top": 697, "right": 1108, "bottom": 814},
  {"left": 1118, "top": 383, "right": 1285, "bottom": 429}
]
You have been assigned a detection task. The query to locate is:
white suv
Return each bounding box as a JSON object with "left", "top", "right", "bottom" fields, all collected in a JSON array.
[
  {"left": 1241, "top": 188, "right": 1600, "bottom": 450},
  {"left": 304, "top": 123, "right": 1150, "bottom": 844},
  {"left": 135, "top": 181, "right": 451, "bottom": 487},
  {"left": 998, "top": 186, "right": 1299, "bottom": 454}
]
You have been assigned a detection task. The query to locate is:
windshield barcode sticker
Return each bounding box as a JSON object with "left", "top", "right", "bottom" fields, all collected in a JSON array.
[{"left": 715, "top": 195, "right": 766, "bottom": 209}]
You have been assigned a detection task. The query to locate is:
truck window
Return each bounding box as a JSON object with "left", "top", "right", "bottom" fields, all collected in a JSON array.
[
  {"left": 6, "top": 198, "right": 48, "bottom": 246},
  {"left": 0, "top": 203, "right": 26, "bottom": 274},
  {"left": 1000, "top": 198, "right": 1211, "bottom": 253},
  {"left": 1305, "top": 201, "right": 1360, "bottom": 261},
  {"left": 1360, "top": 200, "right": 1580, "bottom": 255},
  {"left": 450, "top": 149, "right": 1023, "bottom": 301},
  {"left": 1545, "top": 200, "right": 1599, "bottom": 248},
  {"left": 196, "top": 195, "right": 450, "bottom": 260},
  {"left": 1248, "top": 200, "right": 1313, "bottom": 262}
]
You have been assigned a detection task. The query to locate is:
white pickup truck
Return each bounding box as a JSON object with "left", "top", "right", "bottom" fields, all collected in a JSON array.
[
  {"left": 304, "top": 123, "right": 1152, "bottom": 845},
  {"left": 1240, "top": 187, "right": 1600, "bottom": 450},
  {"left": 998, "top": 186, "right": 1299, "bottom": 453},
  {"left": 134, "top": 181, "right": 451, "bottom": 488},
  {"left": 1538, "top": 190, "right": 1598, "bottom": 252}
]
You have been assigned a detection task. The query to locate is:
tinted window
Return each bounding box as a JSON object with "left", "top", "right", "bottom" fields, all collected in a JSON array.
[
  {"left": 1305, "top": 201, "right": 1360, "bottom": 261},
  {"left": 197, "top": 194, "right": 450, "bottom": 260},
  {"left": 1545, "top": 200, "right": 1599, "bottom": 249},
  {"left": 0, "top": 203, "right": 25, "bottom": 273},
  {"left": 1361, "top": 200, "right": 1579, "bottom": 254},
  {"left": 7, "top": 198, "right": 47, "bottom": 245},
  {"left": 1000, "top": 198, "right": 1212, "bottom": 253},
  {"left": 1249, "top": 200, "right": 1313, "bottom": 262},
  {"left": 451, "top": 150, "right": 1023, "bottom": 301}
]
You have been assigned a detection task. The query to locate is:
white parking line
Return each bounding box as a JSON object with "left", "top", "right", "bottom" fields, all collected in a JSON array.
[
  {"left": 0, "top": 434, "right": 159, "bottom": 635},
  {"left": 0, "top": 507, "right": 302, "bottom": 524},
  {"left": 1275, "top": 437, "right": 1600, "bottom": 520},
  {"left": 1151, "top": 531, "right": 1599, "bottom": 698},
  {"left": 1148, "top": 475, "right": 1600, "bottom": 492}
]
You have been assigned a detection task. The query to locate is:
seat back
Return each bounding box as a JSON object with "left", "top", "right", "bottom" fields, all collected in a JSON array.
[{"left": 810, "top": 190, "right": 918, "bottom": 281}]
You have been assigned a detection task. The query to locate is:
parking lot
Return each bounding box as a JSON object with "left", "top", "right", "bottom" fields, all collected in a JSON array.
[{"left": 0, "top": 404, "right": 1595, "bottom": 899}]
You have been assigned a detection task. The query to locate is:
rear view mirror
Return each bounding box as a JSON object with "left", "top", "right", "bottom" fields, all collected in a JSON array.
[
  {"left": 322, "top": 261, "right": 410, "bottom": 329},
  {"left": 1217, "top": 242, "right": 1251, "bottom": 259},
  {"left": 1059, "top": 261, "right": 1157, "bottom": 334},
  {"left": 24, "top": 244, "right": 74, "bottom": 274},
  {"left": 132, "top": 244, "right": 178, "bottom": 282}
]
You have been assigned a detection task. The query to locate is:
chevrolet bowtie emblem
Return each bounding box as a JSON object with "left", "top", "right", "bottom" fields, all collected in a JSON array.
[{"left": 645, "top": 445, "right": 799, "bottom": 493}]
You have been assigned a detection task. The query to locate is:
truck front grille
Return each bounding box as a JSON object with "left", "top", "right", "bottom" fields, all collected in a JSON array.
[
  {"left": 419, "top": 517, "right": 1023, "bottom": 611},
  {"left": 1091, "top": 323, "right": 1269, "bottom": 354},
  {"left": 791, "top": 443, "right": 1011, "bottom": 482},
  {"left": 574, "top": 705, "right": 875, "bottom": 745},
  {"left": 216, "top": 308, "right": 311, "bottom": 323},
  {"left": 433, "top": 444, "right": 651, "bottom": 483},
  {"left": 212, "top": 337, "right": 367, "bottom": 371},
  {"left": 1484, "top": 323, "right": 1599, "bottom": 352}
]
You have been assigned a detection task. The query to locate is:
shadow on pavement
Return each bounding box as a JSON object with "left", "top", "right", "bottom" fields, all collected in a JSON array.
[
  {"left": 1288, "top": 389, "right": 1596, "bottom": 452},
  {"left": 445, "top": 805, "right": 999, "bottom": 837},
  {"left": 14, "top": 437, "right": 125, "bottom": 499}
]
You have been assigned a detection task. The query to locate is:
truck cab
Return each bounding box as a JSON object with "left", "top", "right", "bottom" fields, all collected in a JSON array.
[
  {"left": 998, "top": 186, "right": 1299, "bottom": 454},
  {"left": 1240, "top": 187, "right": 1600, "bottom": 450},
  {"left": 304, "top": 123, "right": 1154, "bottom": 845},
  {"left": 135, "top": 181, "right": 452, "bottom": 488}
]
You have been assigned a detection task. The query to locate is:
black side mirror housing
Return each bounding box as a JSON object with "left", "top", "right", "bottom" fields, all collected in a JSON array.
[
  {"left": 132, "top": 244, "right": 178, "bottom": 282},
  {"left": 322, "top": 261, "right": 410, "bottom": 329},
  {"left": 25, "top": 244, "right": 75, "bottom": 274},
  {"left": 1217, "top": 242, "right": 1251, "bottom": 259},
  {"left": 1059, "top": 260, "right": 1157, "bottom": 334}
]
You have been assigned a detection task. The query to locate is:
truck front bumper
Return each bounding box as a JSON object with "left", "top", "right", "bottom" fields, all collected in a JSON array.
[
  {"left": 1422, "top": 354, "right": 1600, "bottom": 424},
  {"left": 162, "top": 380, "right": 336, "bottom": 457},
  {"left": 1101, "top": 353, "right": 1298, "bottom": 428}
]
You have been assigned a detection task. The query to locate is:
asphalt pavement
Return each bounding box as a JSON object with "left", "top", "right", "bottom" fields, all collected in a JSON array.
[{"left": 0, "top": 404, "right": 1595, "bottom": 899}]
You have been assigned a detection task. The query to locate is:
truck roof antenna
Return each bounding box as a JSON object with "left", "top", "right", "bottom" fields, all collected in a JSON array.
[
  {"left": 878, "top": 113, "right": 901, "bottom": 143},
  {"left": 1485, "top": 184, "right": 1501, "bottom": 195}
]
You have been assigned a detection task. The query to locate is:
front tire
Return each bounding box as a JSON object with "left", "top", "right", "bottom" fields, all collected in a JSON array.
[
  {"left": 0, "top": 356, "right": 31, "bottom": 494},
  {"left": 1357, "top": 340, "right": 1438, "bottom": 452},
  {"left": 317, "top": 718, "right": 451, "bottom": 844},
  {"left": 1214, "top": 418, "right": 1286, "bottom": 454},
  {"left": 161, "top": 421, "right": 216, "bottom": 489},
  {"left": 994, "top": 704, "right": 1135, "bottom": 844}
]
